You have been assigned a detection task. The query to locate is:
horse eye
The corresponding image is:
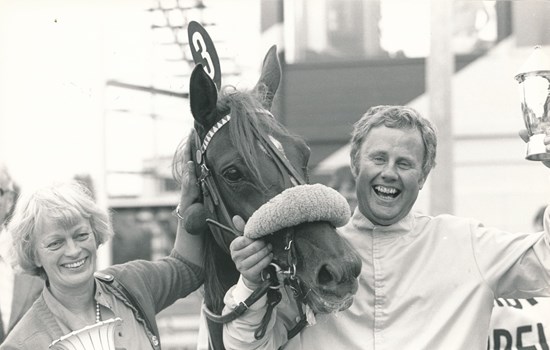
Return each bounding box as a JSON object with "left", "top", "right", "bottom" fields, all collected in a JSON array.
[{"left": 222, "top": 167, "right": 243, "bottom": 182}]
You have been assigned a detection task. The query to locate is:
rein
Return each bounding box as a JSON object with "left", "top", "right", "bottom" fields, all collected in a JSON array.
[
  {"left": 194, "top": 111, "right": 310, "bottom": 340},
  {"left": 201, "top": 229, "right": 309, "bottom": 340}
]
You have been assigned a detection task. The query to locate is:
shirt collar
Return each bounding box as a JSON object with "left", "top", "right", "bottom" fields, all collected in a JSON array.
[
  {"left": 43, "top": 280, "right": 110, "bottom": 333},
  {"left": 351, "top": 209, "right": 415, "bottom": 237}
]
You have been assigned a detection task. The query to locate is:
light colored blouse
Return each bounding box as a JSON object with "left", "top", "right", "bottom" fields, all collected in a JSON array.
[{"left": 43, "top": 281, "right": 153, "bottom": 350}]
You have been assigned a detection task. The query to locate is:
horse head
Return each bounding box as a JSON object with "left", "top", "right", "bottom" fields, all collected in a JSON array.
[{"left": 187, "top": 45, "right": 361, "bottom": 346}]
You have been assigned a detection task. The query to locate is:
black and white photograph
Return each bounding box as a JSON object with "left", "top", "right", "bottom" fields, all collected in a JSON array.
[{"left": 0, "top": 1, "right": 548, "bottom": 349}]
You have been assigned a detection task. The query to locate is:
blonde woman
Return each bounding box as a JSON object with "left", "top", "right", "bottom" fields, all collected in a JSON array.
[{"left": 1, "top": 141, "right": 204, "bottom": 349}]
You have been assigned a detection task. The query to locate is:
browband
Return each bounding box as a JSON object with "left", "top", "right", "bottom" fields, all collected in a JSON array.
[
  {"left": 200, "top": 114, "right": 231, "bottom": 155},
  {"left": 199, "top": 108, "right": 273, "bottom": 158}
]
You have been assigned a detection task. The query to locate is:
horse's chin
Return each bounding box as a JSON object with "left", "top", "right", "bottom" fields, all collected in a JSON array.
[{"left": 305, "top": 290, "right": 355, "bottom": 314}]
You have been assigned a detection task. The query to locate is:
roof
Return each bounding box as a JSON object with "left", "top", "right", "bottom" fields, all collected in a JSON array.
[{"left": 314, "top": 38, "right": 545, "bottom": 175}]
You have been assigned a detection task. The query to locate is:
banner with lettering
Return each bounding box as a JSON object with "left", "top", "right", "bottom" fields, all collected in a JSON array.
[{"left": 488, "top": 297, "right": 550, "bottom": 350}]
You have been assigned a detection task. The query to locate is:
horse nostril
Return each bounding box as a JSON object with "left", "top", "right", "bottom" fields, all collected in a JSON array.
[{"left": 317, "top": 264, "right": 338, "bottom": 285}]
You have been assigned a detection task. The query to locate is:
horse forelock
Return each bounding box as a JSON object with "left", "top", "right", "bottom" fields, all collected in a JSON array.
[{"left": 216, "top": 87, "right": 300, "bottom": 192}]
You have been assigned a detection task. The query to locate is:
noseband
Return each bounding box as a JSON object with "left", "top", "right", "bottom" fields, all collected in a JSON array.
[{"left": 194, "top": 109, "right": 310, "bottom": 340}]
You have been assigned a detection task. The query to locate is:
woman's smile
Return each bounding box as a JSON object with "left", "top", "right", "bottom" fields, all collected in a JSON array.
[{"left": 61, "top": 257, "right": 87, "bottom": 270}]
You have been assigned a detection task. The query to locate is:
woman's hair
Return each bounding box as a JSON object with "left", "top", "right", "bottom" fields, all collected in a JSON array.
[
  {"left": 7, "top": 180, "right": 113, "bottom": 278},
  {"left": 350, "top": 105, "right": 438, "bottom": 179}
]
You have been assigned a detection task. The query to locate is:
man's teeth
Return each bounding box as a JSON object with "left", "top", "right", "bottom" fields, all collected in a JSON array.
[
  {"left": 64, "top": 259, "right": 85, "bottom": 268},
  {"left": 374, "top": 186, "right": 399, "bottom": 197},
  {"left": 376, "top": 186, "right": 397, "bottom": 194}
]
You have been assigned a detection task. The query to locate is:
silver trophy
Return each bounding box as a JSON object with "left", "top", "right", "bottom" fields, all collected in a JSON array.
[
  {"left": 515, "top": 45, "right": 550, "bottom": 161},
  {"left": 49, "top": 317, "right": 123, "bottom": 350}
]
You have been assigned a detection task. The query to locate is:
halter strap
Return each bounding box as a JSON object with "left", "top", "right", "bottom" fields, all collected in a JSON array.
[
  {"left": 248, "top": 121, "right": 306, "bottom": 186},
  {"left": 203, "top": 231, "right": 309, "bottom": 341},
  {"left": 251, "top": 108, "right": 306, "bottom": 186},
  {"left": 200, "top": 114, "right": 231, "bottom": 155},
  {"left": 193, "top": 129, "right": 241, "bottom": 255}
]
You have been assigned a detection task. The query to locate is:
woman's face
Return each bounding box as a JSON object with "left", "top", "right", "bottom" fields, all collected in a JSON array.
[{"left": 34, "top": 215, "right": 97, "bottom": 292}]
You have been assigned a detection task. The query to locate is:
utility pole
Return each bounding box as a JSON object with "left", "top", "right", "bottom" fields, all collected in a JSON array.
[{"left": 428, "top": 0, "right": 454, "bottom": 214}]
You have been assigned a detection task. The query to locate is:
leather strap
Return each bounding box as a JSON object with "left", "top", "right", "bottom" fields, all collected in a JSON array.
[{"left": 202, "top": 266, "right": 277, "bottom": 324}]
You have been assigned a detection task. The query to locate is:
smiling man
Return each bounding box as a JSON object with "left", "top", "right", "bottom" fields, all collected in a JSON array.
[
  {"left": 353, "top": 123, "right": 427, "bottom": 226},
  {"left": 222, "top": 105, "right": 550, "bottom": 350}
]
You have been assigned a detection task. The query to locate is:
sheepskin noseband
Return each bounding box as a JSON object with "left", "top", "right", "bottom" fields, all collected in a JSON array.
[{"left": 244, "top": 184, "right": 351, "bottom": 239}]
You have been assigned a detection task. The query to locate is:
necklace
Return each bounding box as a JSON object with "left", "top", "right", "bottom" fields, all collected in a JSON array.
[{"left": 95, "top": 301, "right": 102, "bottom": 323}]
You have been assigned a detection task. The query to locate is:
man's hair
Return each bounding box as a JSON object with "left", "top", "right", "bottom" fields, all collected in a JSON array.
[
  {"left": 7, "top": 181, "right": 113, "bottom": 278},
  {"left": 350, "top": 105, "right": 438, "bottom": 179}
]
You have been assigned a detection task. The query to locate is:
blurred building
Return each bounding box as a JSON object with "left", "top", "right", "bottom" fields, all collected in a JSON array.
[
  {"left": 303, "top": 1, "right": 549, "bottom": 232},
  {"left": 92, "top": 0, "right": 549, "bottom": 265}
]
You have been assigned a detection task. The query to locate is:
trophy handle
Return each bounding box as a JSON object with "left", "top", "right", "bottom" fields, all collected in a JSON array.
[{"left": 49, "top": 317, "right": 123, "bottom": 350}]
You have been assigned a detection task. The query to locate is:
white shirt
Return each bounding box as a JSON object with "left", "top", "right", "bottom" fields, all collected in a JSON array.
[
  {"left": 223, "top": 208, "right": 550, "bottom": 350},
  {"left": 0, "top": 228, "right": 14, "bottom": 333}
]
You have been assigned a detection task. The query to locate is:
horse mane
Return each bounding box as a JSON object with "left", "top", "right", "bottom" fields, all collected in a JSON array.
[{"left": 218, "top": 85, "right": 300, "bottom": 192}]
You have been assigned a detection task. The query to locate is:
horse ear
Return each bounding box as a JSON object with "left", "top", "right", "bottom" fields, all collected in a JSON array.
[
  {"left": 253, "top": 45, "right": 281, "bottom": 110},
  {"left": 190, "top": 64, "right": 219, "bottom": 135}
]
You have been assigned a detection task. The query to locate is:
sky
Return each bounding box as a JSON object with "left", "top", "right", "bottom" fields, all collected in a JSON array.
[
  {"left": 0, "top": 0, "right": 440, "bottom": 192},
  {"left": 0, "top": 0, "right": 261, "bottom": 195},
  {"left": 0, "top": 1, "right": 143, "bottom": 191}
]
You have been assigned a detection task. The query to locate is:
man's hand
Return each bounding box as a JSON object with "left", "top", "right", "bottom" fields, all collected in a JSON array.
[
  {"left": 519, "top": 129, "right": 550, "bottom": 168},
  {"left": 230, "top": 236, "right": 273, "bottom": 289}
]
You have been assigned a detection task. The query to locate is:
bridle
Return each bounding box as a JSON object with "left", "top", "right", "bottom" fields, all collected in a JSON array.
[{"left": 194, "top": 109, "right": 310, "bottom": 340}]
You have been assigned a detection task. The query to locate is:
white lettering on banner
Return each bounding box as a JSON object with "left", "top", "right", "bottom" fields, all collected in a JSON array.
[{"left": 488, "top": 298, "right": 550, "bottom": 350}]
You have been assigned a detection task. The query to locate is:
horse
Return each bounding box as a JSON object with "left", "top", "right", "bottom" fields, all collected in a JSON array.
[{"left": 180, "top": 45, "right": 362, "bottom": 349}]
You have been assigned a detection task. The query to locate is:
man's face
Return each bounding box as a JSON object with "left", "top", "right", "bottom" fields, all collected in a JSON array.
[{"left": 352, "top": 125, "right": 426, "bottom": 226}]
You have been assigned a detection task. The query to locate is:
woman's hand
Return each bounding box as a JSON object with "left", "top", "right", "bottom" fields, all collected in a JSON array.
[
  {"left": 179, "top": 131, "right": 200, "bottom": 211},
  {"left": 174, "top": 130, "right": 204, "bottom": 265}
]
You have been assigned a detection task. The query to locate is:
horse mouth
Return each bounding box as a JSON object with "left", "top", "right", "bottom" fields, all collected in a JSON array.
[{"left": 305, "top": 289, "right": 355, "bottom": 314}]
